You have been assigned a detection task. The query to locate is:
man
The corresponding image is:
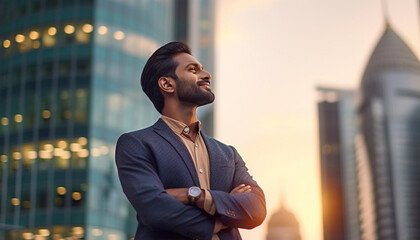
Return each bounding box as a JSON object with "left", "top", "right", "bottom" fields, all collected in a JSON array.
[{"left": 115, "top": 42, "right": 266, "bottom": 240}]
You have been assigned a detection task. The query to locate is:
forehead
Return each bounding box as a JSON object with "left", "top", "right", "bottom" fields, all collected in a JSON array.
[{"left": 173, "top": 53, "right": 201, "bottom": 67}]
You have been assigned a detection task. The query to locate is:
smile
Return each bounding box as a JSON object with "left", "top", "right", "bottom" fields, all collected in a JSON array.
[{"left": 198, "top": 81, "right": 211, "bottom": 88}]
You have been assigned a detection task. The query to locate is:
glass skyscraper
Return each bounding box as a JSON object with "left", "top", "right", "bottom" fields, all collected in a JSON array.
[
  {"left": 0, "top": 0, "right": 214, "bottom": 239},
  {"left": 318, "top": 22, "right": 420, "bottom": 240},
  {"left": 356, "top": 23, "right": 420, "bottom": 240},
  {"left": 317, "top": 87, "right": 360, "bottom": 240}
]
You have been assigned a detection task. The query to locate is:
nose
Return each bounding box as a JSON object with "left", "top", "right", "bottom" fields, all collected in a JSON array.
[{"left": 201, "top": 70, "right": 212, "bottom": 81}]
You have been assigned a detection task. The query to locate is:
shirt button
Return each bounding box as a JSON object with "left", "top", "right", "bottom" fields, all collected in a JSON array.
[
  {"left": 195, "top": 143, "right": 198, "bottom": 147},
  {"left": 199, "top": 169, "right": 203, "bottom": 174},
  {"left": 183, "top": 127, "right": 190, "bottom": 133}
]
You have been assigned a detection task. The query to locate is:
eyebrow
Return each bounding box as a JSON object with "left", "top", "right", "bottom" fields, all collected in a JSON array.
[{"left": 185, "top": 63, "right": 203, "bottom": 70}]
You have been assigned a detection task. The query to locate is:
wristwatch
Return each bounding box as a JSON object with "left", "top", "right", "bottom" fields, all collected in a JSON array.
[{"left": 188, "top": 186, "right": 202, "bottom": 205}]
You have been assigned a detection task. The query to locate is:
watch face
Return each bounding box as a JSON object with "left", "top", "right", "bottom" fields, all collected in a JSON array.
[{"left": 189, "top": 187, "right": 201, "bottom": 197}]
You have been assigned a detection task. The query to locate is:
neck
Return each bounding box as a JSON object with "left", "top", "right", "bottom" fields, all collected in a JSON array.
[{"left": 161, "top": 102, "right": 198, "bottom": 126}]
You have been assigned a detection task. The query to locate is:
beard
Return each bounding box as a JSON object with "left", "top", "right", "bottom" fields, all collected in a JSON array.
[{"left": 175, "top": 77, "right": 215, "bottom": 106}]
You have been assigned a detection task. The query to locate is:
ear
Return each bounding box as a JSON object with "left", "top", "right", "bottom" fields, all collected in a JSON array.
[{"left": 158, "top": 77, "right": 175, "bottom": 94}]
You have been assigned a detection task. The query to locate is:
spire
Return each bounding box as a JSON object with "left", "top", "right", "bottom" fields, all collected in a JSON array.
[{"left": 381, "top": 0, "right": 390, "bottom": 28}]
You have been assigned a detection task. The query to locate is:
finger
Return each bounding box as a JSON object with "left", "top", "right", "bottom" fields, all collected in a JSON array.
[{"left": 230, "top": 184, "right": 245, "bottom": 193}]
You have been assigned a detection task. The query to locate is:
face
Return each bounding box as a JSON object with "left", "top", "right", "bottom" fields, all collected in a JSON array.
[{"left": 172, "top": 53, "right": 215, "bottom": 106}]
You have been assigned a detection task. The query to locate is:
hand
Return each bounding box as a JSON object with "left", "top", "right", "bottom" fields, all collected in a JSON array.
[
  {"left": 166, "top": 188, "right": 189, "bottom": 204},
  {"left": 230, "top": 184, "right": 252, "bottom": 195}
]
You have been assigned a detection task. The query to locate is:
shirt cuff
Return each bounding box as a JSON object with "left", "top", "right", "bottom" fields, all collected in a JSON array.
[{"left": 203, "top": 189, "right": 216, "bottom": 215}]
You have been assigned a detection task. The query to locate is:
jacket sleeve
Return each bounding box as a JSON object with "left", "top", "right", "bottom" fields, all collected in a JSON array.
[
  {"left": 209, "top": 146, "right": 266, "bottom": 229},
  {"left": 115, "top": 133, "right": 215, "bottom": 239}
]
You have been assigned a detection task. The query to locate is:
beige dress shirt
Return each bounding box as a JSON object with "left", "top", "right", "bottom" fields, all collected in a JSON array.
[{"left": 161, "top": 116, "right": 223, "bottom": 240}]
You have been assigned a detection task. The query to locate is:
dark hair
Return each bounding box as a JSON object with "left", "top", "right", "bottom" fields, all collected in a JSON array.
[{"left": 140, "top": 41, "right": 191, "bottom": 113}]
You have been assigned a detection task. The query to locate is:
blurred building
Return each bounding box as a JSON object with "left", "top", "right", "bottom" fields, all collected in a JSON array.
[
  {"left": 356, "top": 23, "right": 420, "bottom": 240},
  {"left": 0, "top": 0, "right": 214, "bottom": 239},
  {"left": 317, "top": 88, "right": 360, "bottom": 240},
  {"left": 317, "top": 22, "right": 420, "bottom": 240},
  {"left": 266, "top": 201, "right": 301, "bottom": 240}
]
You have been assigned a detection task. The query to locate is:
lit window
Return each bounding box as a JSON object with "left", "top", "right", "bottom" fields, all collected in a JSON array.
[
  {"left": 38, "top": 229, "right": 50, "bottom": 237},
  {"left": 70, "top": 143, "right": 81, "bottom": 152},
  {"left": 29, "top": 31, "right": 40, "bottom": 40},
  {"left": 108, "top": 234, "right": 119, "bottom": 240},
  {"left": 77, "top": 149, "right": 89, "bottom": 158},
  {"left": 15, "top": 34, "right": 25, "bottom": 43},
  {"left": 44, "top": 144, "right": 54, "bottom": 151},
  {"left": 61, "top": 151, "right": 71, "bottom": 159},
  {"left": 11, "top": 198, "right": 20, "bottom": 206},
  {"left": 27, "top": 151, "right": 37, "bottom": 159},
  {"left": 72, "top": 227, "right": 84, "bottom": 237},
  {"left": 39, "top": 150, "right": 52, "bottom": 159},
  {"left": 53, "top": 148, "right": 63, "bottom": 157},
  {"left": 72, "top": 192, "right": 82, "bottom": 200},
  {"left": 56, "top": 186, "right": 66, "bottom": 195},
  {"left": 91, "top": 148, "right": 101, "bottom": 157},
  {"left": 101, "top": 146, "right": 109, "bottom": 154},
  {"left": 42, "top": 110, "right": 51, "bottom": 119},
  {"left": 113, "top": 31, "right": 125, "bottom": 40},
  {"left": 64, "top": 24, "right": 75, "bottom": 34},
  {"left": 82, "top": 24, "right": 93, "bottom": 33},
  {"left": 48, "top": 27, "right": 57, "bottom": 35},
  {"left": 12, "top": 152, "right": 22, "bottom": 160},
  {"left": 78, "top": 137, "right": 88, "bottom": 145},
  {"left": 98, "top": 26, "right": 108, "bottom": 35},
  {"left": 22, "top": 232, "right": 33, "bottom": 240},
  {"left": 14, "top": 114, "right": 23, "bottom": 123},
  {"left": 1, "top": 155, "right": 7, "bottom": 162},
  {"left": 3, "top": 39, "right": 11, "bottom": 48},
  {"left": 1, "top": 117, "right": 8, "bottom": 125},
  {"left": 92, "top": 229, "right": 103, "bottom": 236},
  {"left": 57, "top": 140, "right": 68, "bottom": 149}
]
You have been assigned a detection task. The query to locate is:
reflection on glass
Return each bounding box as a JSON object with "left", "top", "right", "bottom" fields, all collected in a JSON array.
[
  {"left": 113, "top": 31, "right": 125, "bottom": 40},
  {"left": 32, "top": 40, "right": 40, "bottom": 49},
  {"left": 98, "top": 26, "right": 108, "bottom": 35}
]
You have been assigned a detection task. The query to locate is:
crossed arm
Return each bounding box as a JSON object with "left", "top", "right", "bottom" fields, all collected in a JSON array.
[
  {"left": 166, "top": 184, "right": 252, "bottom": 207},
  {"left": 116, "top": 133, "right": 266, "bottom": 239}
]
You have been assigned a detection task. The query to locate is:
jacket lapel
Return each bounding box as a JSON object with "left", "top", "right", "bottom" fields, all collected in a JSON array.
[
  {"left": 201, "top": 133, "right": 221, "bottom": 189},
  {"left": 153, "top": 119, "right": 200, "bottom": 186}
]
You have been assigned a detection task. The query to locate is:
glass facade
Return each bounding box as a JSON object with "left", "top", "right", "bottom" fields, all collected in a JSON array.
[
  {"left": 357, "top": 26, "right": 420, "bottom": 240},
  {"left": 0, "top": 0, "right": 214, "bottom": 239},
  {"left": 317, "top": 88, "right": 359, "bottom": 240}
]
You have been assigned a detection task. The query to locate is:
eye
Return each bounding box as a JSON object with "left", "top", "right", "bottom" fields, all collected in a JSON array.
[{"left": 189, "top": 67, "right": 197, "bottom": 73}]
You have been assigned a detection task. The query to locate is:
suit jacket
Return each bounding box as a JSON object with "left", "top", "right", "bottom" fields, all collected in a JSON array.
[{"left": 115, "top": 119, "right": 266, "bottom": 240}]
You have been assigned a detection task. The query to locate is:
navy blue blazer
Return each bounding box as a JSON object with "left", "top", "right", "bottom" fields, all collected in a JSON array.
[{"left": 115, "top": 119, "right": 266, "bottom": 240}]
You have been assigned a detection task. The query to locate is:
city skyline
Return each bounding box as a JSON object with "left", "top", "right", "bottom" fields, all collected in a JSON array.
[{"left": 215, "top": 0, "right": 420, "bottom": 239}]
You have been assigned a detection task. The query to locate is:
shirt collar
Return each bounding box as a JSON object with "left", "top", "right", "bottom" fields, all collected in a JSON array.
[{"left": 161, "top": 115, "right": 202, "bottom": 135}]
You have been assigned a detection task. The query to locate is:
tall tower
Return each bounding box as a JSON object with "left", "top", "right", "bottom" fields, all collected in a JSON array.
[
  {"left": 317, "top": 87, "right": 360, "bottom": 240},
  {"left": 0, "top": 0, "right": 214, "bottom": 239},
  {"left": 357, "top": 23, "right": 420, "bottom": 240}
]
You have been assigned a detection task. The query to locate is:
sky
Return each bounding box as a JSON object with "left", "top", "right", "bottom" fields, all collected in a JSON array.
[{"left": 213, "top": 0, "right": 420, "bottom": 239}]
